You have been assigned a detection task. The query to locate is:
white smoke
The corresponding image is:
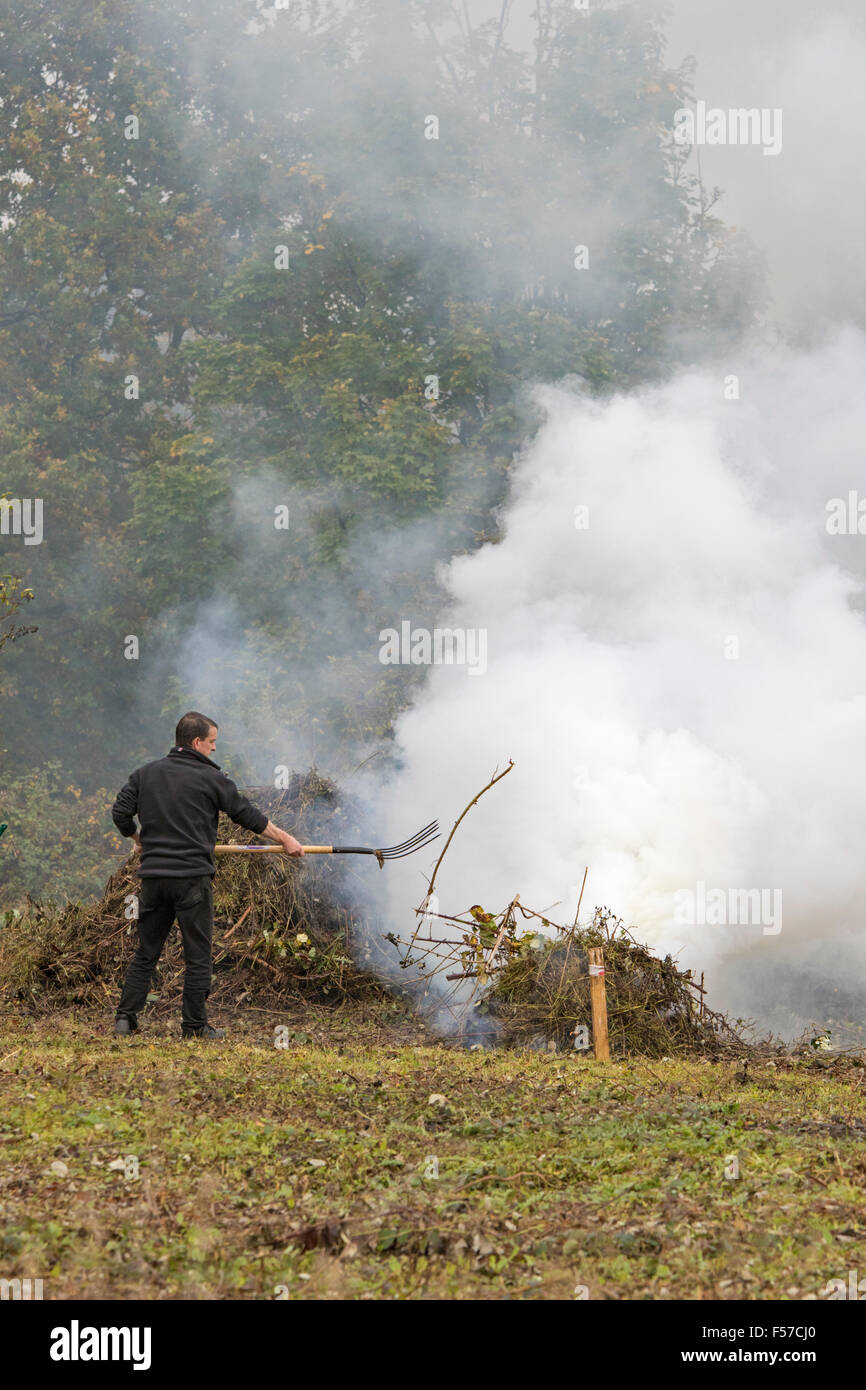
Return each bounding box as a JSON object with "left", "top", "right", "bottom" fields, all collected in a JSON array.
[{"left": 382, "top": 328, "right": 866, "bottom": 1032}]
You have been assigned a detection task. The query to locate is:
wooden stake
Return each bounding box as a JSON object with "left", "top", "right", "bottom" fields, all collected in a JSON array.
[{"left": 588, "top": 946, "right": 610, "bottom": 1062}]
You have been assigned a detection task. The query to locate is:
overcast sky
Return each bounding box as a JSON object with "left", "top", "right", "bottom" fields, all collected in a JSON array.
[{"left": 661, "top": 0, "right": 866, "bottom": 336}]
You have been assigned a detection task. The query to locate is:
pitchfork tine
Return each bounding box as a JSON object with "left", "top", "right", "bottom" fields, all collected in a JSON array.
[
  {"left": 380, "top": 838, "right": 440, "bottom": 859},
  {"left": 378, "top": 817, "right": 439, "bottom": 850},
  {"left": 380, "top": 839, "right": 439, "bottom": 860},
  {"left": 379, "top": 838, "right": 440, "bottom": 860},
  {"left": 380, "top": 822, "right": 438, "bottom": 853}
]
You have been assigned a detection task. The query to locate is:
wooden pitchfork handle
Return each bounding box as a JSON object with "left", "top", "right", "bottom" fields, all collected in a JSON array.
[
  {"left": 214, "top": 844, "right": 333, "bottom": 854},
  {"left": 214, "top": 843, "right": 387, "bottom": 868}
]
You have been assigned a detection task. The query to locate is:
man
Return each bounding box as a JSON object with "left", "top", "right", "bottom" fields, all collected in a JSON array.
[{"left": 111, "top": 711, "right": 303, "bottom": 1040}]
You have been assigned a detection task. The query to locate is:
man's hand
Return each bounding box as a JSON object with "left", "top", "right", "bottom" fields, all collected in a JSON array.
[
  {"left": 132, "top": 832, "right": 142, "bottom": 854},
  {"left": 277, "top": 830, "right": 305, "bottom": 857},
  {"left": 263, "top": 820, "right": 305, "bottom": 856}
]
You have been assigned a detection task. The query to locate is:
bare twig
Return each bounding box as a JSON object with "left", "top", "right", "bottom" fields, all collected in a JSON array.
[
  {"left": 424, "top": 760, "right": 514, "bottom": 904},
  {"left": 223, "top": 904, "right": 252, "bottom": 941},
  {"left": 572, "top": 868, "right": 588, "bottom": 932}
]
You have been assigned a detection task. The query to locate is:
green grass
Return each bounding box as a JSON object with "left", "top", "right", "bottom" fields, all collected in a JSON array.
[{"left": 1, "top": 1009, "right": 865, "bottom": 1300}]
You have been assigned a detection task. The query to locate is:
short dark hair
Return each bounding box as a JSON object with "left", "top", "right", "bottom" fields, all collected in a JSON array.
[{"left": 175, "top": 711, "right": 218, "bottom": 748}]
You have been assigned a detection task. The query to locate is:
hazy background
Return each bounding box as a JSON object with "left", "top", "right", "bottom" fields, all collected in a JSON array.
[{"left": 663, "top": 0, "right": 866, "bottom": 337}]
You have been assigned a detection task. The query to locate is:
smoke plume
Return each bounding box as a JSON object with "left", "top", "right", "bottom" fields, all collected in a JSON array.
[{"left": 383, "top": 329, "right": 866, "bottom": 1036}]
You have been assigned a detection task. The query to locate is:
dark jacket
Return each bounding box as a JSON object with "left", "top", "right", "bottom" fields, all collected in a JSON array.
[{"left": 111, "top": 747, "right": 269, "bottom": 878}]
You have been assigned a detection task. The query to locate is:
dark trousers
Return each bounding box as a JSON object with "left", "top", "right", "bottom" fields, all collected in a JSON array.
[{"left": 116, "top": 876, "right": 215, "bottom": 1034}]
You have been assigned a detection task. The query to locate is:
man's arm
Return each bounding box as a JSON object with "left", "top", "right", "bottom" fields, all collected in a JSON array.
[
  {"left": 216, "top": 776, "right": 304, "bottom": 856},
  {"left": 111, "top": 773, "right": 142, "bottom": 853},
  {"left": 261, "top": 819, "right": 305, "bottom": 857}
]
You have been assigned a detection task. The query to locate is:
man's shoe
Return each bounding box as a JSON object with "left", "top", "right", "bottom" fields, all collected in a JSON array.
[
  {"left": 113, "top": 1017, "right": 135, "bottom": 1036},
  {"left": 181, "top": 1025, "right": 226, "bottom": 1041}
]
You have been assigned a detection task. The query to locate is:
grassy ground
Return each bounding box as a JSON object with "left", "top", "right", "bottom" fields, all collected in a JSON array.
[{"left": 1, "top": 1006, "right": 865, "bottom": 1300}]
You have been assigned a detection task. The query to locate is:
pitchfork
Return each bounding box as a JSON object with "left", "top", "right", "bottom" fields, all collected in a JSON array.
[{"left": 213, "top": 820, "right": 439, "bottom": 869}]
